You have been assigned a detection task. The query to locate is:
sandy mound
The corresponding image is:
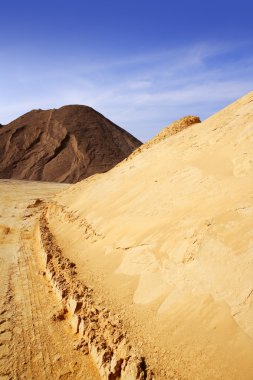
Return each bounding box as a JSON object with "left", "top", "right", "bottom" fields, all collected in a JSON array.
[
  {"left": 0, "top": 106, "right": 141, "bottom": 183},
  {"left": 41, "top": 91, "right": 253, "bottom": 379},
  {"left": 128, "top": 115, "right": 201, "bottom": 159}
]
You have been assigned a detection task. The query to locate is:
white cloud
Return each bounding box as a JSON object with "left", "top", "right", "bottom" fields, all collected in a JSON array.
[{"left": 0, "top": 42, "right": 253, "bottom": 141}]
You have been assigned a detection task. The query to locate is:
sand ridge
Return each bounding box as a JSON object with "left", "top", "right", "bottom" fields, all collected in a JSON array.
[
  {"left": 38, "top": 210, "right": 153, "bottom": 379},
  {"left": 127, "top": 115, "right": 201, "bottom": 159}
]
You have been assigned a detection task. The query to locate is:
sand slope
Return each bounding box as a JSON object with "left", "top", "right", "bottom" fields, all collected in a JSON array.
[
  {"left": 0, "top": 106, "right": 141, "bottom": 183},
  {"left": 44, "top": 91, "right": 253, "bottom": 379}
]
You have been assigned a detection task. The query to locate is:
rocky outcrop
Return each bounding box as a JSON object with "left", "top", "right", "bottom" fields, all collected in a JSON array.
[{"left": 0, "top": 106, "right": 141, "bottom": 183}]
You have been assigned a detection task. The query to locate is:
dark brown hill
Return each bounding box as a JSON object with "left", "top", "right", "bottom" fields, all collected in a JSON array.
[{"left": 0, "top": 105, "right": 141, "bottom": 183}]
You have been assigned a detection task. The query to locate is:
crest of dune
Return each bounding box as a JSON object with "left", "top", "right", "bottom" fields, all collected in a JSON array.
[
  {"left": 45, "top": 92, "right": 253, "bottom": 379},
  {"left": 128, "top": 115, "right": 201, "bottom": 158}
]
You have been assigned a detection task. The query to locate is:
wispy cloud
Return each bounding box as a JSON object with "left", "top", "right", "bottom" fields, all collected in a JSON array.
[{"left": 0, "top": 42, "right": 253, "bottom": 141}]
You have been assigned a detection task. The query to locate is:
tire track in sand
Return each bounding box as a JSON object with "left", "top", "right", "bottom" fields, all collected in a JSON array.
[
  {"left": 0, "top": 180, "right": 100, "bottom": 380},
  {"left": 9, "top": 213, "right": 100, "bottom": 380}
]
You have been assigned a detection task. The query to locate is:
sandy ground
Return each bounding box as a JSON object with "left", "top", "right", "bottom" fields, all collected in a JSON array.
[
  {"left": 0, "top": 180, "right": 100, "bottom": 380},
  {"left": 1, "top": 92, "right": 253, "bottom": 380},
  {"left": 44, "top": 92, "right": 253, "bottom": 379}
]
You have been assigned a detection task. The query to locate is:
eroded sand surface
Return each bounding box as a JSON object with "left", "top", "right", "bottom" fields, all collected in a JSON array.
[
  {"left": 0, "top": 180, "right": 100, "bottom": 380},
  {"left": 43, "top": 92, "right": 253, "bottom": 379}
]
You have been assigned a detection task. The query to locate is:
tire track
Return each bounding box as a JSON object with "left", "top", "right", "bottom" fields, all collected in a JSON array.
[
  {"left": 21, "top": 235, "right": 55, "bottom": 378},
  {"left": 17, "top": 238, "right": 50, "bottom": 379},
  {"left": 0, "top": 180, "right": 100, "bottom": 380},
  {"left": 0, "top": 259, "right": 14, "bottom": 380},
  {"left": 10, "top": 212, "right": 100, "bottom": 380}
]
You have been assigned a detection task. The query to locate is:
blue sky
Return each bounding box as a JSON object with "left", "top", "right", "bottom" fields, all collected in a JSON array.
[{"left": 1, "top": 0, "right": 253, "bottom": 141}]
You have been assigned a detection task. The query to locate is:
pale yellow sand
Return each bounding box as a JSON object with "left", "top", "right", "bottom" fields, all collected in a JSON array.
[
  {"left": 0, "top": 180, "right": 100, "bottom": 380},
  {"left": 45, "top": 92, "right": 253, "bottom": 379}
]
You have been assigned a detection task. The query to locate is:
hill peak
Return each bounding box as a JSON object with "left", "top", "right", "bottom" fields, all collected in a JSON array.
[{"left": 0, "top": 106, "right": 141, "bottom": 183}]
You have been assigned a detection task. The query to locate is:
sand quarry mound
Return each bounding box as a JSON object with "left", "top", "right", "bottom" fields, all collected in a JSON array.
[
  {"left": 0, "top": 105, "right": 141, "bottom": 183},
  {"left": 42, "top": 92, "right": 253, "bottom": 379},
  {"left": 129, "top": 115, "right": 201, "bottom": 159}
]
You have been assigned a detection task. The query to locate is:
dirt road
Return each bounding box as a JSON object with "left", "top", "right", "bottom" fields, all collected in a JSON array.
[{"left": 0, "top": 180, "right": 100, "bottom": 380}]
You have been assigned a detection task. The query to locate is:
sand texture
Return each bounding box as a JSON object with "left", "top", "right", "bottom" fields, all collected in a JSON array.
[
  {"left": 0, "top": 180, "right": 100, "bottom": 379},
  {"left": 43, "top": 91, "right": 253, "bottom": 379},
  {"left": 1, "top": 91, "right": 253, "bottom": 379},
  {"left": 0, "top": 106, "right": 141, "bottom": 183},
  {"left": 128, "top": 115, "right": 201, "bottom": 159}
]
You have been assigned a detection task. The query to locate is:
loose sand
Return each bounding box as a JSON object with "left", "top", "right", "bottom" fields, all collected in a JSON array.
[
  {"left": 43, "top": 91, "right": 253, "bottom": 379},
  {"left": 1, "top": 91, "right": 253, "bottom": 380},
  {"left": 0, "top": 180, "right": 100, "bottom": 379}
]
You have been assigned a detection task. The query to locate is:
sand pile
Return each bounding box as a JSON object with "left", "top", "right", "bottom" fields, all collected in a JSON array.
[
  {"left": 40, "top": 92, "right": 253, "bottom": 379},
  {"left": 128, "top": 115, "right": 201, "bottom": 159},
  {"left": 0, "top": 106, "right": 141, "bottom": 183}
]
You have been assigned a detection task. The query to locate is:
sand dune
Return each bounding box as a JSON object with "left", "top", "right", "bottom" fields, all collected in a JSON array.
[{"left": 42, "top": 91, "right": 253, "bottom": 379}]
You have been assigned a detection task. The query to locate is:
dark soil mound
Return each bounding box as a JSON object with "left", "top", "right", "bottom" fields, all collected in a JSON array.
[{"left": 0, "top": 105, "right": 141, "bottom": 183}]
